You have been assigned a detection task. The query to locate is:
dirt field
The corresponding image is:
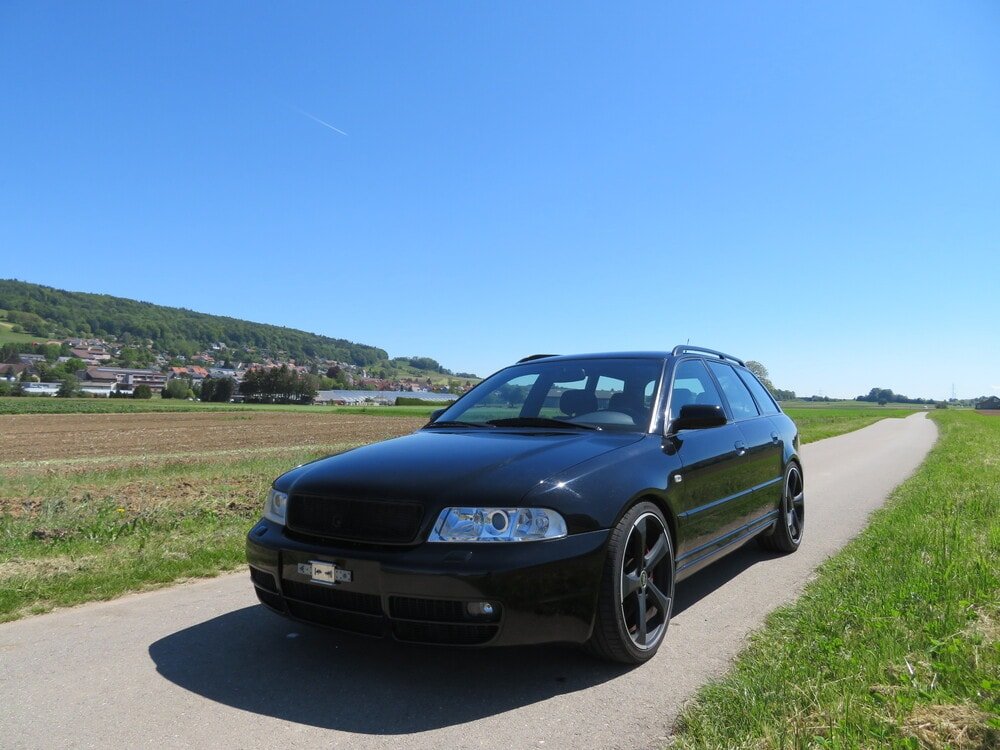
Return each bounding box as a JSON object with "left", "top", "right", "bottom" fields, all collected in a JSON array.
[{"left": 0, "top": 412, "right": 427, "bottom": 465}]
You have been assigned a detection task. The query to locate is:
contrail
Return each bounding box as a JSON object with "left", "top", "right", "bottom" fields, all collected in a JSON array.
[{"left": 293, "top": 107, "right": 348, "bottom": 136}]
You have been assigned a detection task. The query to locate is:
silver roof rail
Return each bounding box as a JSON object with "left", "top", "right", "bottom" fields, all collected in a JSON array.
[{"left": 671, "top": 345, "right": 745, "bottom": 367}]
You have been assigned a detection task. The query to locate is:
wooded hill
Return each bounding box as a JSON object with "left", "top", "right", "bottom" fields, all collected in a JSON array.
[{"left": 0, "top": 279, "right": 415, "bottom": 368}]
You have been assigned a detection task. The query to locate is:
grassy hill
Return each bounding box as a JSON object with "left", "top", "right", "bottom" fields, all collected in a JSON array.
[{"left": 0, "top": 279, "right": 473, "bottom": 379}]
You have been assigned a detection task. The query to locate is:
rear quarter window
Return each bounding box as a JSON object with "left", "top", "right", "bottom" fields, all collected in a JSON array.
[{"left": 736, "top": 368, "right": 780, "bottom": 415}]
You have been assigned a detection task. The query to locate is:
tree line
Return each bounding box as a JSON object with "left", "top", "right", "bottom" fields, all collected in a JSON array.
[{"left": 0, "top": 279, "right": 388, "bottom": 365}]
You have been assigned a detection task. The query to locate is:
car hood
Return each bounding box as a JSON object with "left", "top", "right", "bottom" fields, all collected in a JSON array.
[{"left": 277, "top": 428, "right": 645, "bottom": 506}]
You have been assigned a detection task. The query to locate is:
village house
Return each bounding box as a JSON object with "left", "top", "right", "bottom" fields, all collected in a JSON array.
[
  {"left": 84, "top": 366, "right": 167, "bottom": 393},
  {"left": 168, "top": 365, "right": 209, "bottom": 383},
  {"left": 0, "top": 363, "right": 28, "bottom": 382}
]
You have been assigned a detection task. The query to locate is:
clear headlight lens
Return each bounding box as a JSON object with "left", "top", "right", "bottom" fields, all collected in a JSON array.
[
  {"left": 428, "top": 507, "right": 567, "bottom": 542},
  {"left": 263, "top": 488, "right": 288, "bottom": 525}
]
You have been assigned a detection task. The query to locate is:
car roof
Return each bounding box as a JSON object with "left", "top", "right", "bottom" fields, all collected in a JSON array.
[
  {"left": 517, "top": 351, "right": 673, "bottom": 363},
  {"left": 514, "top": 349, "right": 749, "bottom": 369}
]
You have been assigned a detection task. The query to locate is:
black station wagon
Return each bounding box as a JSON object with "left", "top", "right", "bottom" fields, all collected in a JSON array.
[{"left": 247, "top": 346, "right": 804, "bottom": 663}]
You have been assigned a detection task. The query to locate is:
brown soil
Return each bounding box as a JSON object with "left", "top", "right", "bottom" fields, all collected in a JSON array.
[{"left": 0, "top": 412, "right": 425, "bottom": 464}]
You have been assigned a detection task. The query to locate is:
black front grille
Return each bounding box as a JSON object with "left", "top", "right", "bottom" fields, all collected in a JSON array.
[
  {"left": 390, "top": 596, "right": 467, "bottom": 622},
  {"left": 250, "top": 567, "right": 278, "bottom": 592},
  {"left": 286, "top": 495, "right": 424, "bottom": 544},
  {"left": 391, "top": 620, "right": 499, "bottom": 645},
  {"left": 281, "top": 579, "right": 382, "bottom": 615},
  {"left": 389, "top": 596, "right": 501, "bottom": 624},
  {"left": 286, "top": 600, "right": 384, "bottom": 637}
]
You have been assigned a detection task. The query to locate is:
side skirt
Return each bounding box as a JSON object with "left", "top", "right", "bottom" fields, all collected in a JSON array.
[{"left": 674, "top": 510, "right": 778, "bottom": 583}]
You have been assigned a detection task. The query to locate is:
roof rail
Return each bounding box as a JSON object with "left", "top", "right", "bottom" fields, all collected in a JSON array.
[
  {"left": 517, "top": 353, "right": 559, "bottom": 363},
  {"left": 671, "top": 345, "right": 745, "bottom": 367}
]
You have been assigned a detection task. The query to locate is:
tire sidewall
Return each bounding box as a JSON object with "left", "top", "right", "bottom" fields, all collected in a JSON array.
[
  {"left": 609, "top": 502, "right": 675, "bottom": 662},
  {"left": 780, "top": 462, "right": 804, "bottom": 549}
]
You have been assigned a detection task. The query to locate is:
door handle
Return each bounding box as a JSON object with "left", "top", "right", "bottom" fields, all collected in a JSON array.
[
  {"left": 771, "top": 432, "right": 780, "bottom": 444},
  {"left": 734, "top": 440, "right": 747, "bottom": 457}
]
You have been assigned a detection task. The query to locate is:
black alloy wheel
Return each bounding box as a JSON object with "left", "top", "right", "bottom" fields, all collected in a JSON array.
[
  {"left": 587, "top": 502, "right": 675, "bottom": 664},
  {"left": 759, "top": 462, "right": 804, "bottom": 553}
]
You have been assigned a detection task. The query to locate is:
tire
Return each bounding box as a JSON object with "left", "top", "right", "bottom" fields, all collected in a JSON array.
[
  {"left": 586, "top": 502, "right": 675, "bottom": 664},
  {"left": 758, "top": 462, "right": 804, "bottom": 553}
]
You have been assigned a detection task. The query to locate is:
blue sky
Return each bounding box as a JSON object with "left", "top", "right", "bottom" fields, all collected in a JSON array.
[{"left": 2, "top": 2, "right": 998, "bottom": 399}]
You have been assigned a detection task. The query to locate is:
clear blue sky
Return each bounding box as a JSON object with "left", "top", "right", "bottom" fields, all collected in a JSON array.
[{"left": 2, "top": 2, "right": 998, "bottom": 399}]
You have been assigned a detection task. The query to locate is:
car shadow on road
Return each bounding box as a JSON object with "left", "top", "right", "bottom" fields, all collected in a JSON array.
[
  {"left": 149, "top": 605, "right": 630, "bottom": 734},
  {"left": 149, "top": 544, "right": 777, "bottom": 734}
]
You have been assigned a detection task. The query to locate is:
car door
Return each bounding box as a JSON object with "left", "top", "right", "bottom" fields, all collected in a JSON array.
[
  {"left": 665, "top": 359, "right": 750, "bottom": 565},
  {"left": 706, "top": 361, "right": 784, "bottom": 526}
]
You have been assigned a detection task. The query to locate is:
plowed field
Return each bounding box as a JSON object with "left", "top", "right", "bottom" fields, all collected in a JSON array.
[{"left": 0, "top": 412, "right": 426, "bottom": 466}]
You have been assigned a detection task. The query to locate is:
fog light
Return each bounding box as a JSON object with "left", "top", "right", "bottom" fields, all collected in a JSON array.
[{"left": 467, "top": 601, "right": 495, "bottom": 617}]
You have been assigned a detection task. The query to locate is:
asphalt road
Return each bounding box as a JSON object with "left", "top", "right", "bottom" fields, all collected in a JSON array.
[{"left": 0, "top": 413, "right": 938, "bottom": 750}]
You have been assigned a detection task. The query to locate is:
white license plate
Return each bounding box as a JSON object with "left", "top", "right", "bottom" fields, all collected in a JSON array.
[{"left": 299, "top": 561, "right": 353, "bottom": 585}]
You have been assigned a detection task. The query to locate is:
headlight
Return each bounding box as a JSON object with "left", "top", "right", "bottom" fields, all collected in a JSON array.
[
  {"left": 428, "top": 507, "right": 567, "bottom": 542},
  {"left": 263, "top": 488, "right": 288, "bottom": 525}
]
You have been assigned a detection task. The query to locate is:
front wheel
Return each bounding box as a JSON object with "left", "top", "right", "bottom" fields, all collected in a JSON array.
[
  {"left": 758, "top": 462, "right": 804, "bottom": 553},
  {"left": 586, "top": 502, "right": 675, "bottom": 664}
]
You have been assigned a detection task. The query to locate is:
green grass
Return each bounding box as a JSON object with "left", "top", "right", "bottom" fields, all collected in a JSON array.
[
  {"left": 670, "top": 410, "right": 999, "bottom": 749},
  {"left": 0, "top": 447, "right": 355, "bottom": 621},
  {"left": 0, "top": 318, "right": 39, "bottom": 345},
  {"left": 786, "top": 407, "right": 919, "bottom": 443},
  {"left": 0, "top": 396, "right": 444, "bottom": 418}
]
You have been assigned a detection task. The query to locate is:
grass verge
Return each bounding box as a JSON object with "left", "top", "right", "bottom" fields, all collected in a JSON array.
[
  {"left": 785, "top": 406, "right": 918, "bottom": 443},
  {"left": 670, "top": 410, "right": 999, "bottom": 749}
]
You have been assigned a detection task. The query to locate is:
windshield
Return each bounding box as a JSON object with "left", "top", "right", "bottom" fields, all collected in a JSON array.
[{"left": 429, "top": 358, "right": 664, "bottom": 432}]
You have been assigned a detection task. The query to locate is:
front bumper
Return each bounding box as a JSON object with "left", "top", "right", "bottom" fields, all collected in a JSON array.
[{"left": 246, "top": 518, "right": 609, "bottom": 647}]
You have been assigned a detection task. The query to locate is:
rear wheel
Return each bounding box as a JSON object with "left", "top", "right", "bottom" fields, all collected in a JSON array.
[
  {"left": 758, "top": 462, "right": 804, "bottom": 553},
  {"left": 587, "top": 502, "right": 675, "bottom": 664}
]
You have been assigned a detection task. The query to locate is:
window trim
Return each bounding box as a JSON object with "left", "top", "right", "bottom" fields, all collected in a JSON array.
[
  {"left": 734, "top": 366, "right": 781, "bottom": 416},
  {"left": 705, "top": 360, "right": 761, "bottom": 423},
  {"left": 663, "top": 357, "right": 732, "bottom": 430}
]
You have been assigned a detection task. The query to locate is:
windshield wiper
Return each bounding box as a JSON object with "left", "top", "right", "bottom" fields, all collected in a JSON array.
[
  {"left": 486, "top": 417, "right": 602, "bottom": 431},
  {"left": 425, "top": 420, "right": 494, "bottom": 429}
]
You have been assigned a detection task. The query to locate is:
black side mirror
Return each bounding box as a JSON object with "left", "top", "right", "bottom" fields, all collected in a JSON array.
[
  {"left": 428, "top": 408, "right": 446, "bottom": 422},
  {"left": 670, "top": 404, "right": 727, "bottom": 433}
]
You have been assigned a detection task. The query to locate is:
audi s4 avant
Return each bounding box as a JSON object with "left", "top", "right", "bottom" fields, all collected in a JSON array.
[{"left": 246, "top": 346, "right": 804, "bottom": 663}]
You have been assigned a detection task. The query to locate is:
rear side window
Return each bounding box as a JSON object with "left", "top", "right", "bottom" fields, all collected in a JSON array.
[
  {"left": 736, "top": 368, "right": 779, "bottom": 415},
  {"left": 707, "top": 361, "right": 760, "bottom": 420},
  {"left": 670, "top": 359, "right": 724, "bottom": 421}
]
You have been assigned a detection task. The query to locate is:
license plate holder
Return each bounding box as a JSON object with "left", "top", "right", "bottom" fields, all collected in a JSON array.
[{"left": 299, "top": 561, "right": 353, "bottom": 585}]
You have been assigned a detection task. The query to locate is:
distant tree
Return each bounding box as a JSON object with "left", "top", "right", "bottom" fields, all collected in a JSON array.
[
  {"left": 1, "top": 344, "right": 19, "bottom": 364},
  {"left": 199, "top": 377, "right": 217, "bottom": 402},
  {"left": 57, "top": 375, "right": 79, "bottom": 398},
  {"left": 213, "top": 377, "right": 235, "bottom": 403},
  {"left": 744, "top": 361, "right": 775, "bottom": 391},
  {"left": 163, "top": 379, "right": 191, "bottom": 399},
  {"left": 0, "top": 381, "right": 11, "bottom": 396},
  {"left": 133, "top": 384, "right": 153, "bottom": 399}
]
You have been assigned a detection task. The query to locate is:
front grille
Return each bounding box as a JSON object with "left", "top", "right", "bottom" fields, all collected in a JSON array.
[
  {"left": 286, "top": 495, "right": 424, "bottom": 544},
  {"left": 391, "top": 620, "right": 499, "bottom": 645},
  {"left": 249, "top": 567, "right": 277, "bottom": 593},
  {"left": 286, "top": 600, "right": 384, "bottom": 637},
  {"left": 390, "top": 596, "right": 466, "bottom": 622},
  {"left": 281, "top": 579, "right": 382, "bottom": 615},
  {"left": 389, "top": 596, "right": 501, "bottom": 624}
]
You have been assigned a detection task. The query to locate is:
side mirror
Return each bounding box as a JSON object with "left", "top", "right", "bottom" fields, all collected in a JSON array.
[
  {"left": 670, "top": 404, "right": 727, "bottom": 433},
  {"left": 428, "top": 408, "right": 446, "bottom": 423}
]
